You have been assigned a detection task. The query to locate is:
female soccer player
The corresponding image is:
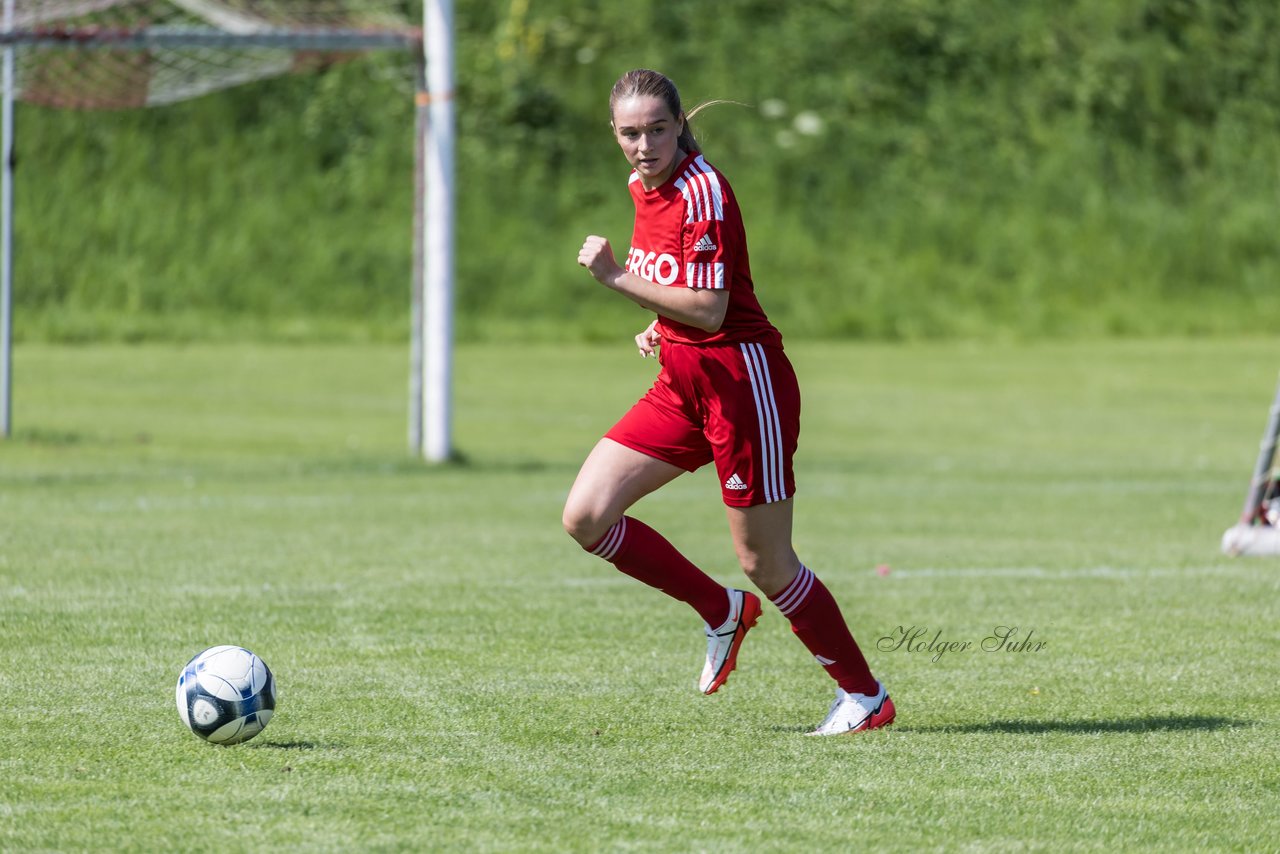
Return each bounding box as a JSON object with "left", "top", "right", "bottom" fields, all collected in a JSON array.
[{"left": 563, "top": 69, "right": 894, "bottom": 735}]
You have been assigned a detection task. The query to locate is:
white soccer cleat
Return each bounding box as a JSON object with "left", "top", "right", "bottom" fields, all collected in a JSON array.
[
  {"left": 808, "top": 681, "right": 896, "bottom": 736},
  {"left": 698, "top": 588, "right": 761, "bottom": 695}
]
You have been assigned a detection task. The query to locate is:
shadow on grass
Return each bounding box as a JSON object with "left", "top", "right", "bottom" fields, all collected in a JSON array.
[
  {"left": 901, "top": 715, "right": 1252, "bottom": 735},
  {"left": 13, "top": 427, "right": 90, "bottom": 446},
  {"left": 250, "top": 740, "right": 343, "bottom": 750},
  {"left": 293, "top": 452, "right": 581, "bottom": 478}
]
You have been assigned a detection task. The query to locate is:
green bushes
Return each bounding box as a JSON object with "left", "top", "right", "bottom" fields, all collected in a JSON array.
[{"left": 13, "top": 0, "right": 1280, "bottom": 342}]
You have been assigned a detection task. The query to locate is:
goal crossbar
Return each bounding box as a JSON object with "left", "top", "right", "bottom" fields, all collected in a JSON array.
[{"left": 0, "top": 27, "right": 421, "bottom": 51}]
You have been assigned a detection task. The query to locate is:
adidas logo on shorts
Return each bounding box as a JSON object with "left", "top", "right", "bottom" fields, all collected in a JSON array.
[
  {"left": 724, "top": 473, "right": 749, "bottom": 490},
  {"left": 693, "top": 234, "right": 717, "bottom": 253}
]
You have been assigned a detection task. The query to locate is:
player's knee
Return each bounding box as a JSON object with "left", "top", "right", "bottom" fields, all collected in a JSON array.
[
  {"left": 561, "top": 506, "right": 590, "bottom": 546},
  {"left": 737, "top": 549, "right": 800, "bottom": 596},
  {"left": 562, "top": 500, "right": 608, "bottom": 549},
  {"left": 738, "top": 555, "right": 774, "bottom": 587}
]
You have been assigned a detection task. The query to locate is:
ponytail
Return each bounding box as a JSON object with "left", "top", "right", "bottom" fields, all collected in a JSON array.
[{"left": 682, "top": 100, "right": 744, "bottom": 154}]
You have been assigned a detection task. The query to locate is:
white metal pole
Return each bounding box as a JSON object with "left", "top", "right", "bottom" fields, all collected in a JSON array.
[
  {"left": 408, "top": 56, "right": 426, "bottom": 454},
  {"left": 1, "top": 0, "right": 14, "bottom": 439},
  {"left": 421, "top": 0, "right": 454, "bottom": 462}
]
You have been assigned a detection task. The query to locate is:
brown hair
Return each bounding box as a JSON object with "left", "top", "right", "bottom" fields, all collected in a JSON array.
[{"left": 609, "top": 69, "right": 702, "bottom": 153}]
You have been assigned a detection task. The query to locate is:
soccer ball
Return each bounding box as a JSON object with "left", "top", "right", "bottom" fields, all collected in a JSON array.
[{"left": 176, "top": 645, "right": 277, "bottom": 745}]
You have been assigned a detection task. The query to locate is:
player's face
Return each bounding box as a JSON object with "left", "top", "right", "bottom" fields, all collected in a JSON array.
[{"left": 611, "top": 96, "right": 685, "bottom": 190}]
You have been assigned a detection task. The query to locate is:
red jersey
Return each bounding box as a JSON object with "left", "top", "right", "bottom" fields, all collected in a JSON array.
[{"left": 624, "top": 152, "right": 783, "bottom": 348}]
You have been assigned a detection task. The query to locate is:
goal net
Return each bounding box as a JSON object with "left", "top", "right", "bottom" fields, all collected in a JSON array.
[
  {"left": 1221, "top": 374, "right": 1280, "bottom": 556},
  {"left": 1, "top": 1, "right": 455, "bottom": 460},
  {"left": 2, "top": 1, "right": 420, "bottom": 108}
]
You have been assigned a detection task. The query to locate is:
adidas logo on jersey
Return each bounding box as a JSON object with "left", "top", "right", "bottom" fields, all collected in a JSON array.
[
  {"left": 693, "top": 234, "right": 717, "bottom": 253},
  {"left": 724, "top": 473, "right": 749, "bottom": 490}
]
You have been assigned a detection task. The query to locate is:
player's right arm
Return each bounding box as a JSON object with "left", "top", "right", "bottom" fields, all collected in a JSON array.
[{"left": 577, "top": 235, "right": 729, "bottom": 332}]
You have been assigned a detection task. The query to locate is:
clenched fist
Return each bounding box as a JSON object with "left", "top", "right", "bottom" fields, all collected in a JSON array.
[{"left": 578, "top": 235, "right": 623, "bottom": 286}]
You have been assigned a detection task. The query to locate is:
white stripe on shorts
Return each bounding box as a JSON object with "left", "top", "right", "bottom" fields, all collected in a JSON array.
[{"left": 740, "top": 342, "right": 787, "bottom": 503}]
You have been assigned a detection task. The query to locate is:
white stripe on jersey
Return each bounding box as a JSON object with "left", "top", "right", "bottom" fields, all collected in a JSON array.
[
  {"left": 591, "top": 517, "right": 627, "bottom": 561},
  {"left": 740, "top": 342, "right": 787, "bottom": 503},
  {"left": 674, "top": 155, "right": 724, "bottom": 224},
  {"left": 686, "top": 261, "right": 725, "bottom": 289}
]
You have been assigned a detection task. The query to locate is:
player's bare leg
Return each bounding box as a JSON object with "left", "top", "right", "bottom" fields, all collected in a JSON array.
[
  {"left": 564, "top": 439, "right": 749, "bottom": 691},
  {"left": 724, "top": 499, "right": 802, "bottom": 597},
  {"left": 727, "top": 499, "right": 895, "bottom": 734},
  {"left": 563, "top": 437, "right": 684, "bottom": 548}
]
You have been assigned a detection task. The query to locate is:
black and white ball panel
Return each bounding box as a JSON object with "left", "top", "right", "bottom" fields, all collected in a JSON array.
[{"left": 176, "top": 646, "right": 277, "bottom": 746}]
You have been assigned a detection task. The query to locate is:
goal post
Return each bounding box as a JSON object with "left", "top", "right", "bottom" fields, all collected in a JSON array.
[
  {"left": 1, "top": 0, "right": 15, "bottom": 439},
  {"left": 419, "top": 0, "right": 453, "bottom": 463},
  {"left": 0, "top": 0, "right": 456, "bottom": 462}
]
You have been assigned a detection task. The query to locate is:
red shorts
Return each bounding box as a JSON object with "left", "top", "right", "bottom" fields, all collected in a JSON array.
[{"left": 605, "top": 340, "right": 800, "bottom": 507}]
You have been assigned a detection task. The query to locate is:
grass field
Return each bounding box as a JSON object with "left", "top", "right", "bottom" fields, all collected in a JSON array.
[{"left": 2, "top": 339, "right": 1279, "bottom": 851}]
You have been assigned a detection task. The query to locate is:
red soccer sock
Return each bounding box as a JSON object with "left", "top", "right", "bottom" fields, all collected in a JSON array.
[
  {"left": 770, "top": 564, "right": 879, "bottom": 696},
  {"left": 585, "top": 516, "right": 730, "bottom": 628}
]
